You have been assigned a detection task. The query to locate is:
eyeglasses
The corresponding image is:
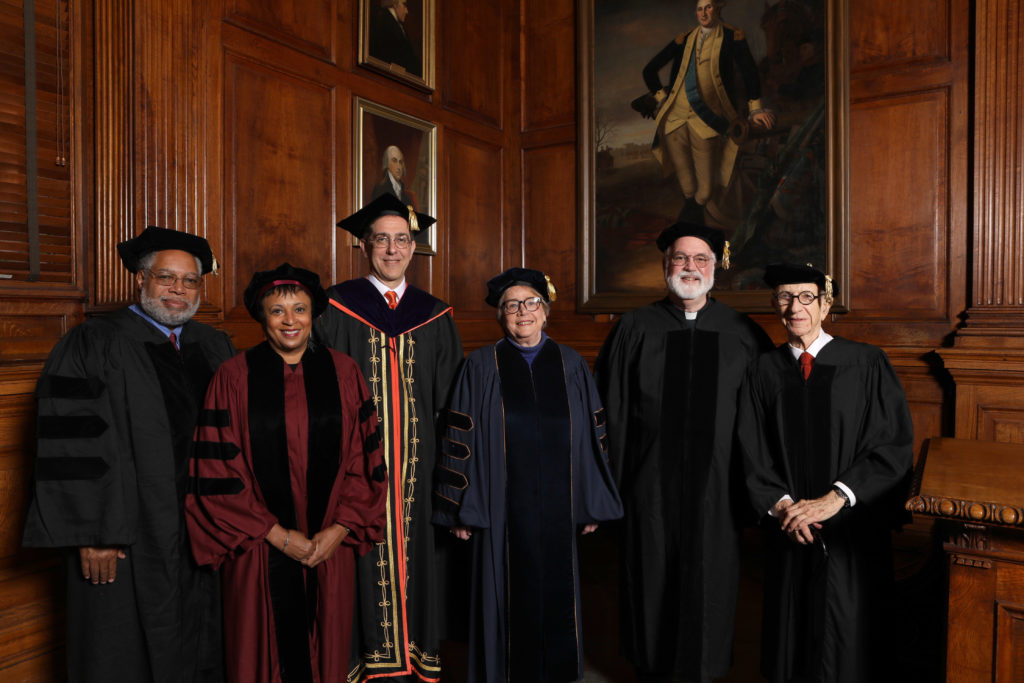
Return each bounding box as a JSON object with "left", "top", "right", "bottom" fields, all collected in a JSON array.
[
  {"left": 669, "top": 253, "right": 712, "bottom": 268},
  {"left": 145, "top": 270, "right": 202, "bottom": 290},
  {"left": 501, "top": 297, "right": 544, "bottom": 314},
  {"left": 367, "top": 234, "right": 413, "bottom": 249},
  {"left": 774, "top": 290, "right": 821, "bottom": 305}
]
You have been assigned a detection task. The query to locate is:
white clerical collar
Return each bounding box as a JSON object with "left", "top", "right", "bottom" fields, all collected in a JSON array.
[
  {"left": 788, "top": 330, "right": 833, "bottom": 360},
  {"left": 388, "top": 171, "right": 402, "bottom": 198},
  {"left": 367, "top": 273, "right": 407, "bottom": 301}
]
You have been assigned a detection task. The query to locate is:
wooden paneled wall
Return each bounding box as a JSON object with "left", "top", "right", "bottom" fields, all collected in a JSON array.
[{"left": 0, "top": 0, "right": 1020, "bottom": 678}]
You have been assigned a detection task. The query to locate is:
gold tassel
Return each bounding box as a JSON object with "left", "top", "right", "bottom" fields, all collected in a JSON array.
[
  {"left": 407, "top": 206, "right": 420, "bottom": 232},
  {"left": 722, "top": 241, "right": 731, "bottom": 270},
  {"left": 211, "top": 256, "right": 220, "bottom": 276},
  {"left": 825, "top": 274, "right": 833, "bottom": 301},
  {"left": 545, "top": 274, "right": 558, "bottom": 302}
]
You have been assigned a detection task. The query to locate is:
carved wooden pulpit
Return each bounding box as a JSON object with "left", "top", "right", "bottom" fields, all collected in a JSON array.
[{"left": 907, "top": 437, "right": 1024, "bottom": 681}]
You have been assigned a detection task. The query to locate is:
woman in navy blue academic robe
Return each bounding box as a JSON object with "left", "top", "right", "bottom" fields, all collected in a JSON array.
[{"left": 432, "top": 268, "right": 623, "bottom": 683}]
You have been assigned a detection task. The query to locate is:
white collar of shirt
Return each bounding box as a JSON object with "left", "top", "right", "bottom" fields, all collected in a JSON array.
[
  {"left": 387, "top": 171, "right": 403, "bottom": 198},
  {"left": 129, "top": 303, "right": 184, "bottom": 342},
  {"left": 367, "top": 274, "right": 407, "bottom": 302},
  {"left": 788, "top": 329, "right": 833, "bottom": 360}
]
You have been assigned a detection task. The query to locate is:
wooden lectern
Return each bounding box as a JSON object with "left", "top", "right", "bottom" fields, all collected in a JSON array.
[{"left": 907, "top": 437, "right": 1024, "bottom": 681}]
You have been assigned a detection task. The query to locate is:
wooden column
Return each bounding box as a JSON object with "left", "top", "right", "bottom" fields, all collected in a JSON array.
[{"left": 938, "top": 0, "right": 1024, "bottom": 440}]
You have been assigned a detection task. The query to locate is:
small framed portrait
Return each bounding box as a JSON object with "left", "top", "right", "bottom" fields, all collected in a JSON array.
[
  {"left": 358, "top": 0, "right": 435, "bottom": 90},
  {"left": 354, "top": 98, "right": 437, "bottom": 255}
]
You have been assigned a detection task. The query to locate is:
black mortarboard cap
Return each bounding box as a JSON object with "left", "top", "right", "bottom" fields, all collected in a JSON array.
[
  {"left": 763, "top": 262, "right": 839, "bottom": 299},
  {"left": 117, "top": 226, "right": 217, "bottom": 274},
  {"left": 485, "top": 267, "right": 557, "bottom": 308},
  {"left": 243, "top": 262, "right": 329, "bottom": 320},
  {"left": 335, "top": 193, "right": 436, "bottom": 238},
  {"left": 655, "top": 222, "right": 730, "bottom": 268}
]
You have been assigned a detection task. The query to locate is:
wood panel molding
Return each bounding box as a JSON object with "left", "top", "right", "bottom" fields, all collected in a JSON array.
[
  {"left": 440, "top": 0, "right": 503, "bottom": 127},
  {"left": 224, "top": 0, "right": 336, "bottom": 62}
]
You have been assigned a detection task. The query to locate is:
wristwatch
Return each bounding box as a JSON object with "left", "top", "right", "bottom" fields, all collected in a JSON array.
[{"left": 832, "top": 485, "right": 850, "bottom": 508}]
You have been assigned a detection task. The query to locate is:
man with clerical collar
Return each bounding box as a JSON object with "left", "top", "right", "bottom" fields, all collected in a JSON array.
[
  {"left": 738, "top": 263, "right": 914, "bottom": 682},
  {"left": 318, "top": 193, "right": 464, "bottom": 682},
  {"left": 642, "top": 0, "right": 776, "bottom": 222},
  {"left": 23, "top": 226, "right": 235, "bottom": 683},
  {"left": 595, "top": 221, "right": 771, "bottom": 682}
]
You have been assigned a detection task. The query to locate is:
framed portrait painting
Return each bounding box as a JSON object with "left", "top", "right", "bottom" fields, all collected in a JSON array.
[
  {"left": 354, "top": 98, "right": 437, "bottom": 255},
  {"left": 359, "top": 0, "right": 435, "bottom": 90},
  {"left": 577, "top": 0, "right": 849, "bottom": 313}
]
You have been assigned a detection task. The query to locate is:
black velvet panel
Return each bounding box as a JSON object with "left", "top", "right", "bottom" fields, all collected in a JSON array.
[
  {"left": 34, "top": 456, "right": 109, "bottom": 481},
  {"left": 37, "top": 415, "right": 108, "bottom": 439},
  {"left": 371, "top": 463, "right": 387, "bottom": 483},
  {"left": 442, "top": 438, "right": 470, "bottom": 460},
  {"left": 193, "top": 441, "right": 241, "bottom": 460},
  {"left": 446, "top": 409, "right": 474, "bottom": 432},
  {"left": 146, "top": 337, "right": 218, "bottom": 507},
  {"left": 497, "top": 340, "right": 578, "bottom": 682},
  {"left": 299, "top": 345, "right": 344, "bottom": 631},
  {"left": 435, "top": 467, "right": 468, "bottom": 491},
  {"left": 592, "top": 407, "right": 606, "bottom": 428},
  {"left": 778, "top": 358, "right": 835, "bottom": 679},
  {"left": 36, "top": 374, "right": 105, "bottom": 399},
  {"left": 245, "top": 342, "right": 314, "bottom": 683},
  {"left": 358, "top": 398, "right": 375, "bottom": 423},
  {"left": 363, "top": 431, "right": 381, "bottom": 454},
  {"left": 659, "top": 328, "right": 719, "bottom": 666},
  {"left": 197, "top": 408, "right": 231, "bottom": 428},
  {"left": 192, "top": 476, "right": 245, "bottom": 496}
]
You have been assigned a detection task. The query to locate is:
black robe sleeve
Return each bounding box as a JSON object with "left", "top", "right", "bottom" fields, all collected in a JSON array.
[{"left": 25, "top": 322, "right": 136, "bottom": 547}]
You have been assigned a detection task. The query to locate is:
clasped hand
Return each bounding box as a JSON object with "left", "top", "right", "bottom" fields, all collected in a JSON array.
[
  {"left": 268, "top": 523, "right": 349, "bottom": 568},
  {"left": 772, "top": 491, "right": 845, "bottom": 545}
]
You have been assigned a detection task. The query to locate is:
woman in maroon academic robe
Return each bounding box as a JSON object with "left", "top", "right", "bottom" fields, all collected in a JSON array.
[{"left": 186, "top": 263, "right": 387, "bottom": 683}]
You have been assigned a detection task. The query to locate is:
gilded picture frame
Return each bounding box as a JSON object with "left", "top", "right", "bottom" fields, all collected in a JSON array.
[
  {"left": 358, "top": 0, "right": 435, "bottom": 91},
  {"left": 354, "top": 98, "right": 438, "bottom": 255},
  {"left": 577, "top": 0, "right": 849, "bottom": 313}
]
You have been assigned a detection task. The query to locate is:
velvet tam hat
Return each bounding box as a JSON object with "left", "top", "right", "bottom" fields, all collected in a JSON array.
[
  {"left": 485, "top": 267, "right": 557, "bottom": 307},
  {"left": 655, "top": 221, "right": 730, "bottom": 269},
  {"left": 243, "top": 262, "right": 329, "bottom": 320},
  {"left": 117, "top": 226, "right": 217, "bottom": 274},
  {"left": 763, "top": 262, "right": 839, "bottom": 299},
  {"left": 335, "top": 193, "right": 436, "bottom": 238}
]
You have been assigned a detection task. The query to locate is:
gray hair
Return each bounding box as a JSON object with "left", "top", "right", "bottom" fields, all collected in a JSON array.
[
  {"left": 381, "top": 145, "right": 403, "bottom": 173},
  {"left": 137, "top": 250, "right": 203, "bottom": 276},
  {"left": 495, "top": 285, "right": 551, "bottom": 322}
]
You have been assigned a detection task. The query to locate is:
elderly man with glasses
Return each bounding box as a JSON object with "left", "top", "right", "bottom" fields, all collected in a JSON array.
[
  {"left": 23, "top": 226, "right": 235, "bottom": 683},
  {"left": 595, "top": 221, "right": 771, "bottom": 683},
  {"left": 738, "top": 262, "right": 914, "bottom": 682},
  {"left": 318, "top": 193, "right": 463, "bottom": 682}
]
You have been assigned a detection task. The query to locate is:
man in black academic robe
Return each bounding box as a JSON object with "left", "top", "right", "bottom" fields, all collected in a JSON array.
[
  {"left": 595, "top": 223, "right": 771, "bottom": 682},
  {"left": 738, "top": 263, "right": 914, "bottom": 682},
  {"left": 22, "top": 227, "right": 235, "bottom": 683},
  {"left": 317, "top": 194, "right": 463, "bottom": 682}
]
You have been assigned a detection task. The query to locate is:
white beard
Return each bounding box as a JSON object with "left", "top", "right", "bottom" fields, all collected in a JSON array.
[
  {"left": 140, "top": 290, "right": 200, "bottom": 326},
  {"left": 666, "top": 268, "right": 714, "bottom": 301}
]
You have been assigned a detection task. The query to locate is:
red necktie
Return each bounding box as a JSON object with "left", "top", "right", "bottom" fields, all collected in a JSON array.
[
  {"left": 385, "top": 290, "right": 398, "bottom": 310},
  {"left": 799, "top": 351, "right": 813, "bottom": 380},
  {"left": 168, "top": 331, "right": 179, "bottom": 350}
]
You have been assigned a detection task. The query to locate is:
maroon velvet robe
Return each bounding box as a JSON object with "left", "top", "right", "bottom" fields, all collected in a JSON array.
[{"left": 186, "top": 344, "right": 387, "bottom": 683}]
